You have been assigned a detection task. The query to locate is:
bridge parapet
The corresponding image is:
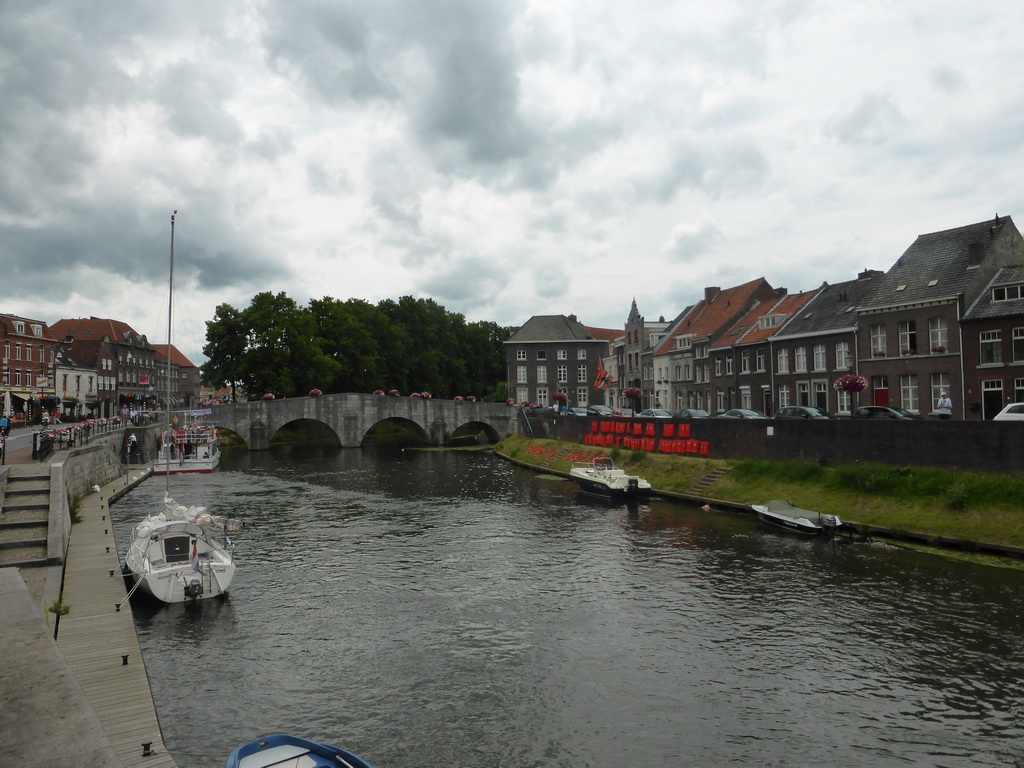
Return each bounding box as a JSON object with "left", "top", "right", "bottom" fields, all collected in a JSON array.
[{"left": 210, "top": 393, "right": 517, "bottom": 450}]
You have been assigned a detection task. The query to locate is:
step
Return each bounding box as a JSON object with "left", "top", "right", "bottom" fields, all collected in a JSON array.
[
  {"left": 5, "top": 483, "right": 51, "bottom": 496},
  {"left": 1, "top": 499, "right": 50, "bottom": 514},
  {"left": 0, "top": 551, "right": 49, "bottom": 568},
  {"left": 0, "top": 509, "right": 49, "bottom": 528}
]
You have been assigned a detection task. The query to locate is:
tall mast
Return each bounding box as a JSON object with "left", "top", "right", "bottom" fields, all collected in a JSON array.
[{"left": 165, "top": 210, "right": 176, "bottom": 491}]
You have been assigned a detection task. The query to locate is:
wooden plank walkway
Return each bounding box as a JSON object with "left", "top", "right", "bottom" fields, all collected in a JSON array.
[{"left": 55, "top": 468, "right": 180, "bottom": 768}]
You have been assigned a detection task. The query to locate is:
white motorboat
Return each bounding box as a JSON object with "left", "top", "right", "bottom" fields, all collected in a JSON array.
[
  {"left": 124, "top": 492, "right": 241, "bottom": 603},
  {"left": 751, "top": 499, "right": 842, "bottom": 537},
  {"left": 569, "top": 456, "right": 652, "bottom": 499},
  {"left": 154, "top": 415, "right": 221, "bottom": 474}
]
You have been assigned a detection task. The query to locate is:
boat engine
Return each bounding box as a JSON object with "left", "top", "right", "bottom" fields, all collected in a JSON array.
[
  {"left": 183, "top": 579, "right": 204, "bottom": 600},
  {"left": 627, "top": 478, "right": 639, "bottom": 495},
  {"left": 820, "top": 514, "right": 840, "bottom": 529}
]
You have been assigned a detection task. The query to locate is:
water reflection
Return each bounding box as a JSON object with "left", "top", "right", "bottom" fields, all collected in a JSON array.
[{"left": 110, "top": 448, "right": 1024, "bottom": 768}]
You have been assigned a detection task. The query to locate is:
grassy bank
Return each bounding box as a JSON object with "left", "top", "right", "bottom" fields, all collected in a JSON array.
[{"left": 496, "top": 435, "right": 1024, "bottom": 560}]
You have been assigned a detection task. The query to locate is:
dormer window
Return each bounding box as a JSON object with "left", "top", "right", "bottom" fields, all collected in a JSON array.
[
  {"left": 13, "top": 321, "right": 24, "bottom": 334},
  {"left": 31, "top": 324, "right": 42, "bottom": 337},
  {"left": 993, "top": 285, "right": 1023, "bottom": 302},
  {"left": 758, "top": 314, "right": 784, "bottom": 330}
]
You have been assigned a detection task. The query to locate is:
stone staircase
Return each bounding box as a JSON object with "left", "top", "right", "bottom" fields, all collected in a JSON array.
[
  {"left": 0, "top": 466, "right": 52, "bottom": 568},
  {"left": 689, "top": 466, "right": 731, "bottom": 496}
]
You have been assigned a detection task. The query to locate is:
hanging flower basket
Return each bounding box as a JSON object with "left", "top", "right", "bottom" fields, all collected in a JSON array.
[
  {"left": 833, "top": 374, "right": 868, "bottom": 393},
  {"left": 551, "top": 392, "right": 567, "bottom": 402},
  {"left": 622, "top": 386, "right": 642, "bottom": 399},
  {"left": 261, "top": 393, "right": 276, "bottom": 400},
  {"left": 308, "top": 389, "right": 322, "bottom": 397}
]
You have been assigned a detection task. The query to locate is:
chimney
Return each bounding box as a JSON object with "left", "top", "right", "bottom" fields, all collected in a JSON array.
[
  {"left": 567, "top": 314, "right": 577, "bottom": 322},
  {"left": 704, "top": 286, "right": 721, "bottom": 302},
  {"left": 858, "top": 269, "right": 883, "bottom": 280}
]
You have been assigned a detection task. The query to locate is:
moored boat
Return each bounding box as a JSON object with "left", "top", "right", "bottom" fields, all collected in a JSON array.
[
  {"left": 154, "top": 414, "right": 221, "bottom": 474},
  {"left": 225, "top": 734, "right": 375, "bottom": 768},
  {"left": 751, "top": 499, "right": 841, "bottom": 536},
  {"left": 569, "top": 456, "right": 652, "bottom": 499},
  {"left": 124, "top": 491, "right": 241, "bottom": 603}
]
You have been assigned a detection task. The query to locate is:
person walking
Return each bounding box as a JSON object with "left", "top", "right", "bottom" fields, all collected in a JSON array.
[{"left": 936, "top": 392, "right": 953, "bottom": 419}]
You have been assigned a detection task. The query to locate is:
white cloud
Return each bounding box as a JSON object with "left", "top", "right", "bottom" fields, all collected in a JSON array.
[{"left": 1, "top": 0, "right": 1023, "bottom": 360}]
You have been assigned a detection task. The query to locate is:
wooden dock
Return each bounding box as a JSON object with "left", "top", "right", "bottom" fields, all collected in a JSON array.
[{"left": 55, "top": 469, "right": 179, "bottom": 768}]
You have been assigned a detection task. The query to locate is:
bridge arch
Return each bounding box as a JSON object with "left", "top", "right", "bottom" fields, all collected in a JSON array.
[{"left": 210, "top": 393, "right": 517, "bottom": 451}]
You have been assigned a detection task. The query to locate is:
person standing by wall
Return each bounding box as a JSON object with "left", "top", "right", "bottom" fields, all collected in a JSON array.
[{"left": 936, "top": 392, "right": 953, "bottom": 419}]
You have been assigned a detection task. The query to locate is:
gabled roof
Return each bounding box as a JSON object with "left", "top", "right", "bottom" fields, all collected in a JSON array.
[
  {"left": 962, "top": 265, "right": 1024, "bottom": 321},
  {"left": 0, "top": 313, "right": 51, "bottom": 337},
  {"left": 585, "top": 326, "right": 622, "bottom": 343},
  {"left": 774, "top": 274, "right": 882, "bottom": 339},
  {"left": 860, "top": 215, "right": 1022, "bottom": 310},
  {"left": 50, "top": 317, "right": 148, "bottom": 345},
  {"left": 654, "top": 278, "right": 777, "bottom": 355},
  {"left": 713, "top": 289, "right": 819, "bottom": 349},
  {"left": 506, "top": 314, "right": 602, "bottom": 343},
  {"left": 152, "top": 344, "right": 196, "bottom": 368}
]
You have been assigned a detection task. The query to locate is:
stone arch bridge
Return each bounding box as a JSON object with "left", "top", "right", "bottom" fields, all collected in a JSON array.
[{"left": 209, "top": 393, "right": 519, "bottom": 450}]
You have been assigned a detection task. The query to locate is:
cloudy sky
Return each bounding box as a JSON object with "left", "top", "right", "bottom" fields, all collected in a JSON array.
[{"left": 3, "top": 1, "right": 1023, "bottom": 363}]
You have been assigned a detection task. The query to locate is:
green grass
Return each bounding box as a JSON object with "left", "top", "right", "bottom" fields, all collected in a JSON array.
[{"left": 496, "top": 436, "right": 1024, "bottom": 552}]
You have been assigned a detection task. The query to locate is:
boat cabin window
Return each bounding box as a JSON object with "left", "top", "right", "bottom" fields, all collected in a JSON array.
[
  {"left": 595, "top": 457, "right": 613, "bottom": 469},
  {"left": 164, "top": 535, "right": 192, "bottom": 563}
]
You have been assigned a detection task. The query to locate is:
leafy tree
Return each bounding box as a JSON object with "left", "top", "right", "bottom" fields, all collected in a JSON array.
[{"left": 201, "top": 303, "right": 247, "bottom": 401}]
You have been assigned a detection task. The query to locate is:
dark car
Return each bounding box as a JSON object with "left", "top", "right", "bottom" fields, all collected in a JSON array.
[
  {"left": 587, "top": 405, "right": 616, "bottom": 416},
  {"left": 775, "top": 406, "right": 831, "bottom": 420},
  {"left": 718, "top": 408, "right": 770, "bottom": 419},
  {"left": 567, "top": 407, "right": 589, "bottom": 416},
  {"left": 852, "top": 406, "right": 919, "bottom": 420},
  {"left": 673, "top": 408, "right": 712, "bottom": 419}
]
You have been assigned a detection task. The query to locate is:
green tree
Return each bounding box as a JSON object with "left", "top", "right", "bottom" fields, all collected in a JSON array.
[{"left": 201, "top": 303, "right": 246, "bottom": 401}]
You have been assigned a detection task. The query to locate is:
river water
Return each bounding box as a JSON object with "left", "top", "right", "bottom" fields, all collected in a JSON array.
[{"left": 110, "top": 447, "right": 1024, "bottom": 768}]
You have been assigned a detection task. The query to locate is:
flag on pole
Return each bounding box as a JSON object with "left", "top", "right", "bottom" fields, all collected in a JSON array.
[{"left": 594, "top": 359, "right": 612, "bottom": 390}]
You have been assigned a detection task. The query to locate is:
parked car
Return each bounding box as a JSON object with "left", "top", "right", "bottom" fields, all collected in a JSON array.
[
  {"left": 993, "top": 403, "right": 1024, "bottom": 421},
  {"left": 718, "top": 408, "right": 770, "bottom": 419},
  {"left": 587, "top": 405, "right": 616, "bottom": 416},
  {"left": 614, "top": 408, "right": 635, "bottom": 417},
  {"left": 673, "top": 408, "right": 712, "bottom": 419},
  {"left": 637, "top": 408, "right": 673, "bottom": 418},
  {"left": 775, "top": 406, "right": 831, "bottom": 420},
  {"left": 567, "top": 407, "right": 589, "bottom": 416},
  {"left": 852, "top": 406, "right": 919, "bottom": 420}
]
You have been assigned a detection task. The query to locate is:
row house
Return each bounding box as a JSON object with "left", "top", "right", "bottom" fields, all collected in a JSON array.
[
  {"left": 652, "top": 279, "right": 784, "bottom": 413},
  {"left": 50, "top": 317, "right": 163, "bottom": 417},
  {"left": 854, "top": 215, "right": 1022, "bottom": 419},
  {"left": 153, "top": 343, "right": 201, "bottom": 410},
  {"left": 619, "top": 300, "right": 671, "bottom": 410},
  {"left": 504, "top": 315, "right": 619, "bottom": 408},
  {"left": 0, "top": 313, "right": 61, "bottom": 418},
  {"left": 958, "top": 263, "right": 1024, "bottom": 418},
  {"left": 708, "top": 287, "right": 821, "bottom": 415}
]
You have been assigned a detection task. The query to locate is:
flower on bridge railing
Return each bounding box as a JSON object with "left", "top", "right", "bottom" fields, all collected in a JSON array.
[
  {"left": 833, "top": 374, "right": 868, "bottom": 392},
  {"left": 505, "top": 398, "right": 516, "bottom": 405},
  {"left": 261, "top": 393, "right": 275, "bottom": 400},
  {"left": 466, "top": 395, "right": 477, "bottom": 402},
  {"left": 308, "top": 388, "right": 322, "bottom": 397},
  {"left": 387, "top": 389, "right": 401, "bottom": 397},
  {"left": 453, "top": 395, "right": 464, "bottom": 401},
  {"left": 373, "top": 389, "right": 385, "bottom": 395}
]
